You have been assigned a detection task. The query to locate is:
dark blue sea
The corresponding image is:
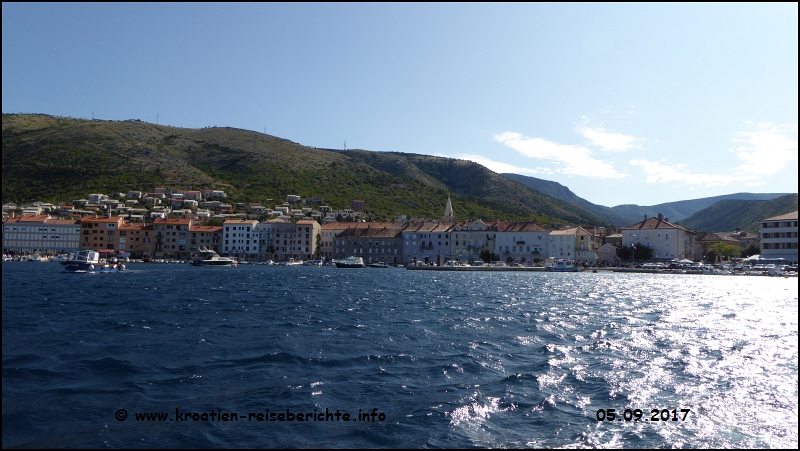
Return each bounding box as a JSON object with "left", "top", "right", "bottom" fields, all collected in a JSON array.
[{"left": 2, "top": 262, "right": 797, "bottom": 448}]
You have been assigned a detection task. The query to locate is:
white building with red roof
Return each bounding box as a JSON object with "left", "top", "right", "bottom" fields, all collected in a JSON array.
[
  {"left": 621, "top": 214, "right": 698, "bottom": 261},
  {"left": 494, "top": 221, "right": 549, "bottom": 265}
]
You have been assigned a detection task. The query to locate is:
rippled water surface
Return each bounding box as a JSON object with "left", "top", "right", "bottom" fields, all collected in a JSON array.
[{"left": 2, "top": 262, "right": 797, "bottom": 448}]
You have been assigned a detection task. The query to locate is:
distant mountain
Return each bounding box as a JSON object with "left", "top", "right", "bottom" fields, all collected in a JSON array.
[
  {"left": 609, "top": 193, "right": 791, "bottom": 225},
  {"left": 501, "top": 173, "right": 631, "bottom": 225},
  {"left": 502, "top": 173, "right": 790, "bottom": 226},
  {"left": 680, "top": 194, "right": 798, "bottom": 233}
]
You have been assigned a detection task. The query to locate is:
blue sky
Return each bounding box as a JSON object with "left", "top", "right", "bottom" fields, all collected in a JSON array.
[{"left": 3, "top": 3, "right": 797, "bottom": 207}]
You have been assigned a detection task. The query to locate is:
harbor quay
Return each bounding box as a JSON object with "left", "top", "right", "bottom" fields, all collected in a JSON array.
[
  {"left": 407, "top": 265, "right": 547, "bottom": 272},
  {"left": 405, "top": 265, "right": 709, "bottom": 274}
]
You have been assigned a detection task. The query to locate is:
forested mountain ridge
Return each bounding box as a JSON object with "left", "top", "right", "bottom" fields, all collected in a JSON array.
[
  {"left": 2, "top": 113, "right": 605, "bottom": 226},
  {"left": 680, "top": 194, "right": 798, "bottom": 233}
]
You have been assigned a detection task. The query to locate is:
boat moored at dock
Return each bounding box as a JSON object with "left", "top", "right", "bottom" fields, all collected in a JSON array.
[
  {"left": 545, "top": 258, "right": 581, "bottom": 272},
  {"left": 335, "top": 256, "right": 366, "bottom": 268}
]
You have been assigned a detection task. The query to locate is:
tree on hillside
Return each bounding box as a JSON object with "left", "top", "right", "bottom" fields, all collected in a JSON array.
[{"left": 706, "top": 243, "right": 741, "bottom": 263}]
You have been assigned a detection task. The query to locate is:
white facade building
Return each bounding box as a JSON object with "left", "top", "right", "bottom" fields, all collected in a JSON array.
[
  {"left": 492, "top": 222, "right": 549, "bottom": 264},
  {"left": 621, "top": 214, "right": 697, "bottom": 261},
  {"left": 449, "top": 220, "right": 498, "bottom": 263},
  {"left": 223, "top": 219, "right": 259, "bottom": 259},
  {"left": 759, "top": 211, "right": 798, "bottom": 264},
  {"left": 87, "top": 193, "right": 109, "bottom": 203},
  {"left": 548, "top": 229, "right": 573, "bottom": 260},
  {"left": 3, "top": 215, "right": 81, "bottom": 255}
]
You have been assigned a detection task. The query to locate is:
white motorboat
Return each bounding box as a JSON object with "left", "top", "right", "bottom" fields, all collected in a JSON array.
[
  {"left": 546, "top": 258, "right": 581, "bottom": 272},
  {"left": 62, "top": 250, "right": 126, "bottom": 272},
  {"left": 192, "top": 247, "right": 238, "bottom": 267},
  {"left": 368, "top": 261, "right": 390, "bottom": 268},
  {"left": 335, "top": 256, "right": 366, "bottom": 268}
]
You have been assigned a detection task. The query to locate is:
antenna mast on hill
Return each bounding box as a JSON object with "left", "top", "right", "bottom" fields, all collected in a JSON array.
[{"left": 344, "top": 139, "right": 347, "bottom": 151}]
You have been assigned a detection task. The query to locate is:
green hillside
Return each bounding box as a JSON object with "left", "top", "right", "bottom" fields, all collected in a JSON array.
[
  {"left": 2, "top": 113, "right": 606, "bottom": 226},
  {"left": 680, "top": 194, "right": 798, "bottom": 233},
  {"left": 341, "top": 151, "right": 606, "bottom": 225}
]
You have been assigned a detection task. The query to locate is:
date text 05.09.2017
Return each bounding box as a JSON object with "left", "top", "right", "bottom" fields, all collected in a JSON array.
[{"left": 595, "top": 408, "right": 690, "bottom": 423}]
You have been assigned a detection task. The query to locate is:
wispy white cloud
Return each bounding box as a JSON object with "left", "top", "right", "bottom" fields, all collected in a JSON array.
[
  {"left": 494, "top": 131, "right": 626, "bottom": 179},
  {"left": 629, "top": 159, "right": 760, "bottom": 187},
  {"left": 630, "top": 122, "right": 796, "bottom": 188},
  {"left": 451, "top": 154, "right": 553, "bottom": 176},
  {"left": 577, "top": 127, "right": 638, "bottom": 152},
  {"left": 732, "top": 123, "right": 797, "bottom": 176}
]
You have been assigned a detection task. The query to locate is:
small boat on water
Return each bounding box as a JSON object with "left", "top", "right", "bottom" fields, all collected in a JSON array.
[
  {"left": 52, "top": 254, "right": 70, "bottom": 263},
  {"left": 283, "top": 258, "right": 304, "bottom": 266},
  {"left": 192, "top": 247, "right": 238, "bottom": 267},
  {"left": 368, "top": 261, "right": 390, "bottom": 268},
  {"left": 303, "top": 259, "right": 323, "bottom": 266},
  {"left": 545, "top": 258, "right": 581, "bottom": 272},
  {"left": 335, "top": 256, "right": 366, "bottom": 268},
  {"left": 62, "top": 250, "right": 126, "bottom": 272}
]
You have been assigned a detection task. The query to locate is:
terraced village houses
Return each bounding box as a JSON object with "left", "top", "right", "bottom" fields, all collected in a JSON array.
[{"left": 2, "top": 189, "right": 798, "bottom": 265}]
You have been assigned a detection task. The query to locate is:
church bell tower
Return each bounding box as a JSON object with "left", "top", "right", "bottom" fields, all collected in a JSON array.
[{"left": 443, "top": 195, "right": 454, "bottom": 224}]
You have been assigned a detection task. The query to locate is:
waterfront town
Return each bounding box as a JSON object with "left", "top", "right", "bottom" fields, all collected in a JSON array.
[{"left": 2, "top": 187, "right": 798, "bottom": 266}]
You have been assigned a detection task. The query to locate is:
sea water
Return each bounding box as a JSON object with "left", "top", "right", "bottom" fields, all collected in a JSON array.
[{"left": 2, "top": 262, "right": 797, "bottom": 448}]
